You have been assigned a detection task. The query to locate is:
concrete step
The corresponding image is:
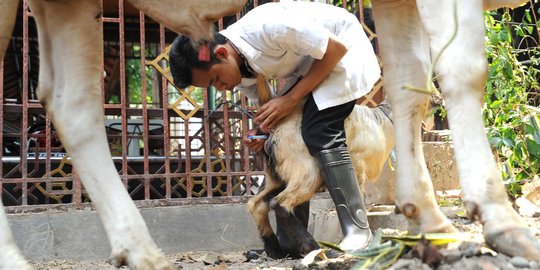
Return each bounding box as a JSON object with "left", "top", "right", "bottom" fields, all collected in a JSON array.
[{"left": 7, "top": 195, "right": 462, "bottom": 261}]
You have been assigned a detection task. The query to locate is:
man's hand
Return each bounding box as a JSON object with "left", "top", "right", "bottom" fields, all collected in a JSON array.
[
  {"left": 244, "top": 129, "right": 268, "bottom": 152},
  {"left": 254, "top": 95, "right": 297, "bottom": 131}
]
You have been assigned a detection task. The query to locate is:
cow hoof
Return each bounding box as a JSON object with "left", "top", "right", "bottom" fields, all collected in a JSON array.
[
  {"left": 485, "top": 227, "right": 540, "bottom": 261},
  {"left": 109, "top": 249, "right": 175, "bottom": 270}
]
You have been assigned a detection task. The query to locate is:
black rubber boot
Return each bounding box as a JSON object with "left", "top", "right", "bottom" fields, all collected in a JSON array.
[{"left": 317, "top": 147, "right": 372, "bottom": 251}]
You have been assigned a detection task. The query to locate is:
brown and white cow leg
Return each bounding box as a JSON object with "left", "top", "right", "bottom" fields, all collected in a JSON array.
[
  {"left": 127, "top": 0, "right": 247, "bottom": 41},
  {"left": 27, "top": 1, "right": 173, "bottom": 269},
  {"left": 416, "top": 0, "right": 540, "bottom": 260},
  {"left": 371, "top": 0, "right": 456, "bottom": 234},
  {"left": 0, "top": 1, "right": 33, "bottom": 269}
]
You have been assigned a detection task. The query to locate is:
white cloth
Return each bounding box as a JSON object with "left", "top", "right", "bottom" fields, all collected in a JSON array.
[{"left": 221, "top": 1, "right": 380, "bottom": 110}]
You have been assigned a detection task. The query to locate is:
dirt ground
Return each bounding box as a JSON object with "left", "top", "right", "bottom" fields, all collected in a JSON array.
[{"left": 30, "top": 211, "right": 540, "bottom": 270}]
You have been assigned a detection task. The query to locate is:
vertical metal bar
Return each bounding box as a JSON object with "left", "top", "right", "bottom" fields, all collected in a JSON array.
[
  {"left": 119, "top": 0, "right": 128, "bottom": 187},
  {"left": 184, "top": 119, "right": 192, "bottom": 198},
  {"left": 358, "top": 0, "right": 365, "bottom": 23},
  {"left": 159, "top": 25, "right": 171, "bottom": 199},
  {"left": 45, "top": 115, "right": 51, "bottom": 200},
  {"left": 241, "top": 95, "right": 252, "bottom": 195},
  {"left": 0, "top": 58, "right": 4, "bottom": 200},
  {"left": 139, "top": 10, "right": 150, "bottom": 200},
  {"left": 203, "top": 87, "right": 212, "bottom": 198},
  {"left": 222, "top": 89, "right": 233, "bottom": 196},
  {"left": 21, "top": 0, "right": 30, "bottom": 206}
]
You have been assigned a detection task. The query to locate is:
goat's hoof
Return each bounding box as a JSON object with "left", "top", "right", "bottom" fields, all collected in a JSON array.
[
  {"left": 109, "top": 248, "right": 175, "bottom": 270},
  {"left": 485, "top": 227, "right": 540, "bottom": 261},
  {"left": 244, "top": 249, "right": 265, "bottom": 261},
  {"left": 263, "top": 235, "right": 288, "bottom": 259},
  {"left": 265, "top": 248, "right": 288, "bottom": 259}
]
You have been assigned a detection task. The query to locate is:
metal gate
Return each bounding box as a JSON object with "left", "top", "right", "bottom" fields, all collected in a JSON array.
[{"left": 0, "top": 0, "right": 381, "bottom": 212}]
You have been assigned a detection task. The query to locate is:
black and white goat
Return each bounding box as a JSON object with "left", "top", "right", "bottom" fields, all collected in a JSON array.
[{"left": 247, "top": 101, "right": 394, "bottom": 258}]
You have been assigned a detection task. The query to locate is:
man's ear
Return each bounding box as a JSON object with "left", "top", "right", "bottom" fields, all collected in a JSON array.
[{"left": 214, "top": 46, "right": 228, "bottom": 59}]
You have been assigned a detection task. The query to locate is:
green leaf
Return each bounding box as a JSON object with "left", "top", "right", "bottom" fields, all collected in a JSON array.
[
  {"left": 527, "top": 115, "right": 540, "bottom": 144},
  {"left": 526, "top": 26, "right": 534, "bottom": 35},
  {"left": 490, "top": 100, "right": 503, "bottom": 109},
  {"left": 526, "top": 139, "right": 540, "bottom": 159}
]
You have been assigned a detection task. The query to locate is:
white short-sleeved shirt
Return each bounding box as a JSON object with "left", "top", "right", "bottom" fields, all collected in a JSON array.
[{"left": 220, "top": 1, "right": 380, "bottom": 110}]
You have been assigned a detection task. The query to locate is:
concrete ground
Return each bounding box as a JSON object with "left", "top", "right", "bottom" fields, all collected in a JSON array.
[{"left": 8, "top": 193, "right": 411, "bottom": 262}]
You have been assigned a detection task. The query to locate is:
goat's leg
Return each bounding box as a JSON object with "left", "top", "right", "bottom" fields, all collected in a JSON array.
[
  {"left": 417, "top": 0, "right": 540, "bottom": 260},
  {"left": 247, "top": 178, "right": 287, "bottom": 258},
  {"left": 371, "top": 0, "right": 456, "bottom": 234},
  {"left": 272, "top": 182, "right": 321, "bottom": 257},
  {"left": 270, "top": 200, "right": 319, "bottom": 258},
  {"left": 127, "top": 0, "right": 246, "bottom": 41},
  {"left": 27, "top": 1, "right": 173, "bottom": 268},
  {"left": 273, "top": 200, "right": 312, "bottom": 255},
  {"left": 0, "top": 2, "right": 33, "bottom": 269}
]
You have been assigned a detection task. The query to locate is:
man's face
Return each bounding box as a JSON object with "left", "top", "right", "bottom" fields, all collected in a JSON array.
[{"left": 191, "top": 46, "right": 242, "bottom": 91}]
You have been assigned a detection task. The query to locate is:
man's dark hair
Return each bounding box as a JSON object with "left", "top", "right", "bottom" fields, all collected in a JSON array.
[{"left": 169, "top": 33, "right": 228, "bottom": 89}]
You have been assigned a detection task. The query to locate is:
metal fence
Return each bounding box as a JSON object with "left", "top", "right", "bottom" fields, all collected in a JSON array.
[{"left": 0, "top": 0, "right": 381, "bottom": 212}]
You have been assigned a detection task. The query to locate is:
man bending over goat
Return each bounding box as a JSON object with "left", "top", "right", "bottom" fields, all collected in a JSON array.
[{"left": 169, "top": 1, "right": 381, "bottom": 255}]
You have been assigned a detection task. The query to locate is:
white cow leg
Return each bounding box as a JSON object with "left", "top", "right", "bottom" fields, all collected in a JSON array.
[
  {"left": 371, "top": 0, "right": 456, "bottom": 234},
  {"left": 0, "top": 204, "right": 33, "bottom": 270},
  {"left": 417, "top": 0, "right": 540, "bottom": 260},
  {"left": 0, "top": 0, "right": 19, "bottom": 62},
  {"left": 27, "top": 1, "right": 173, "bottom": 268},
  {"left": 0, "top": 1, "right": 33, "bottom": 269}
]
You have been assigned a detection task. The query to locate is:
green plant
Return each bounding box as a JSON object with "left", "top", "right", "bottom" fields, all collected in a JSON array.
[
  {"left": 484, "top": 7, "right": 540, "bottom": 198},
  {"left": 109, "top": 45, "right": 155, "bottom": 105}
]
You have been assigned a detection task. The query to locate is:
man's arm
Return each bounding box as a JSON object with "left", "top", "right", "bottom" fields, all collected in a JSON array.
[{"left": 255, "top": 37, "right": 348, "bottom": 131}]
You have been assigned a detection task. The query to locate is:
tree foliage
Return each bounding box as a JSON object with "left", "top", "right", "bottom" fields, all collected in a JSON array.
[{"left": 484, "top": 7, "right": 540, "bottom": 197}]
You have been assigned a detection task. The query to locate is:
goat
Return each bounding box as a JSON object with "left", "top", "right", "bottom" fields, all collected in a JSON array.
[
  {"left": 0, "top": 0, "right": 246, "bottom": 269},
  {"left": 247, "top": 101, "right": 394, "bottom": 258}
]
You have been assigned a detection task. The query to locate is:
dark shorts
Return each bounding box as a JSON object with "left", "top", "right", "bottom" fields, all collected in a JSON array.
[{"left": 301, "top": 94, "right": 355, "bottom": 156}]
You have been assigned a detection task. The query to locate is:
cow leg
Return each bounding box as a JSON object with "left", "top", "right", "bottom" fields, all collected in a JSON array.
[
  {"left": 127, "top": 0, "right": 247, "bottom": 41},
  {"left": 416, "top": 0, "right": 540, "bottom": 260},
  {"left": 0, "top": 1, "right": 33, "bottom": 269},
  {"left": 0, "top": 0, "right": 18, "bottom": 62},
  {"left": 371, "top": 0, "right": 456, "bottom": 234},
  {"left": 27, "top": 1, "right": 173, "bottom": 269},
  {"left": 0, "top": 204, "right": 33, "bottom": 270}
]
